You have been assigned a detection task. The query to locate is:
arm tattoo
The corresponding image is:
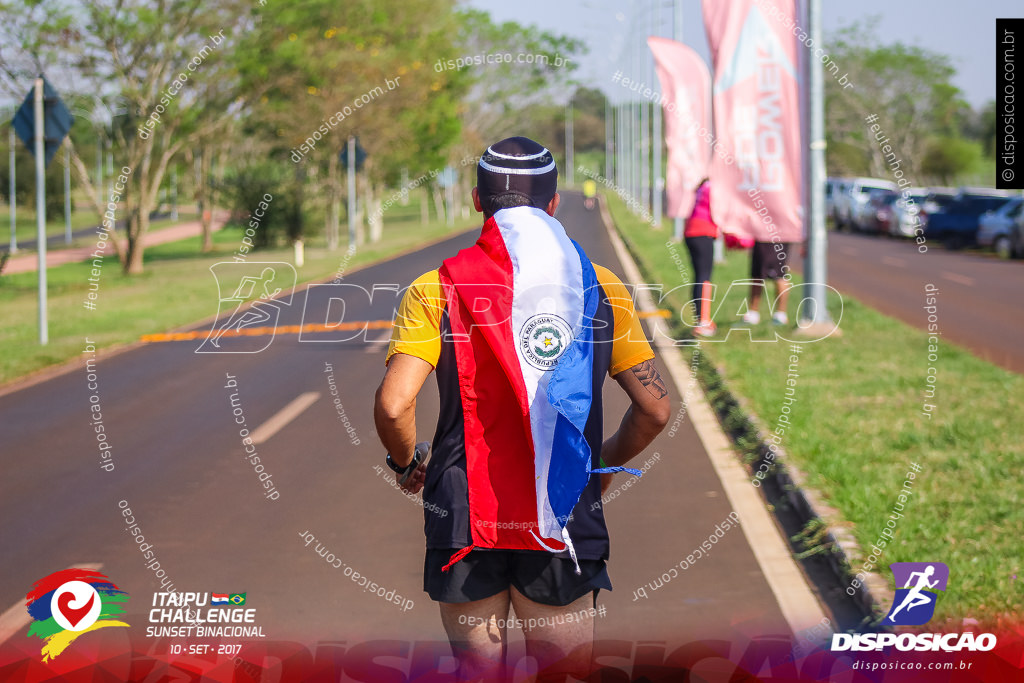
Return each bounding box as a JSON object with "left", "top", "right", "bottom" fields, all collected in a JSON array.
[{"left": 631, "top": 359, "right": 668, "bottom": 399}]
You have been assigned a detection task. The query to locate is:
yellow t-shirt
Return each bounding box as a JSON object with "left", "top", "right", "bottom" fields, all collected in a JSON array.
[{"left": 385, "top": 264, "right": 654, "bottom": 376}]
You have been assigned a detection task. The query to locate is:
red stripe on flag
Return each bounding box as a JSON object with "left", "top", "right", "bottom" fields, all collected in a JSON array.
[{"left": 440, "top": 219, "right": 549, "bottom": 556}]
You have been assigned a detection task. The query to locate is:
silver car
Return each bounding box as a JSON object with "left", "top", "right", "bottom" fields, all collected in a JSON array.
[
  {"left": 836, "top": 177, "right": 897, "bottom": 231},
  {"left": 977, "top": 196, "right": 1024, "bottom": 258}
]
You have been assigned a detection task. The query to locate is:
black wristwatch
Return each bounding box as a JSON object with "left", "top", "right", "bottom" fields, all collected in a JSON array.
[{"left": 386, "top": 442, "right": 431, "bottom": 484}]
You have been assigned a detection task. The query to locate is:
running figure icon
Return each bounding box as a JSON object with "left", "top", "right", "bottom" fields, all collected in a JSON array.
[
  {"left": 210, "top": 267, "right": 283, "bottom": 348},
  {"left": 883, "top": 562, "right": 949, "bottom": 626},
  {"left": 887, "top": 565, "right": 938, "bottom": 622},
  {"left": 196, "top": 261, "right": 298, "bottom": 354}
]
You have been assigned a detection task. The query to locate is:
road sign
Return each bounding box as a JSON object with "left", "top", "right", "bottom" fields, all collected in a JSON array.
[
  {"left": 12, "top": 76, "right": 72, "bottom": 167},
  {"left": 339, "top": 139, "right": 367, "bottom": 172}
]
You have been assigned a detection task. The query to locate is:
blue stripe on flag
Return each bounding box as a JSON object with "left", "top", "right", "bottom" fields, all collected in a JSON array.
[{"left": 545, "top": 241, "right": 599, "bottom": 528}]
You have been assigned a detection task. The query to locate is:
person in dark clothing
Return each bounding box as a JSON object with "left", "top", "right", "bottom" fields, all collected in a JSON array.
[{"left": 684, "top": 178, "right": 718, "bottom": 337}]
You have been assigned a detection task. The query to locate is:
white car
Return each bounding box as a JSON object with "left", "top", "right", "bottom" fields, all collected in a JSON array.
[
  {"left": 977, "top": 197, "right": 1024, "bottom": 258},
  {"left": 835, "top": 177, "right": 897, "bottom": 231}
]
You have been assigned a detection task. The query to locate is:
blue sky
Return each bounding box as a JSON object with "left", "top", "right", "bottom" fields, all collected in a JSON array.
[{"left": 466, "top": 0, "right": 1017, "bottom": 108}]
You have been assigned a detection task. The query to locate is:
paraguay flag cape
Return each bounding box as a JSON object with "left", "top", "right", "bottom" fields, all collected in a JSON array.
[{"left": 438, "top": 206, "right": 637, "bottom": 571}]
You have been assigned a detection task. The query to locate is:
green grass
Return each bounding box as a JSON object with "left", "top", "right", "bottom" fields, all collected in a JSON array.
[
  {"left": 605, "top": 191, "right": 1024, "bottom": 626},
  {"left": 0, "top": 199, "right": 467, "bottom": 385}
]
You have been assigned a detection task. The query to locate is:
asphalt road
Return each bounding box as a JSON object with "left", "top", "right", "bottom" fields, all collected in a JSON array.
[
  {"left": 813, "top": 231, "right": 1024, "bottom": 374},
  {"left": 0, "top": 195, "right": 795, "bottom": 674}
]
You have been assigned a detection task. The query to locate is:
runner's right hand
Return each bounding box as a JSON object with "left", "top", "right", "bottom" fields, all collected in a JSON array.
[{"left": 398, "top": 461, "right": 427, "bottom": 494}]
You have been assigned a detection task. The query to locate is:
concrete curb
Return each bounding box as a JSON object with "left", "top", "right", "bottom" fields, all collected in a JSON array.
[{"left": 699, "top": 356, "right": 891, "bottom": 623}]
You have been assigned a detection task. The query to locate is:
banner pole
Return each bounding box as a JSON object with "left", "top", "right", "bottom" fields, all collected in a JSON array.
[{"left": 803, "top": 0, "right": 831, "bottom": 325}]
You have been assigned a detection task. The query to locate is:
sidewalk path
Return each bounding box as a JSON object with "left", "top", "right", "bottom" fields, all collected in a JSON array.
[{"left": 1, "top": 211, "right": 228, "bottom": 275}]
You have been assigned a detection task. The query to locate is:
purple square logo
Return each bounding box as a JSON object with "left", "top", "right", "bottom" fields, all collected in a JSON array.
[{"left": 884, "top": 562, "right": 949, "bottom": 626}]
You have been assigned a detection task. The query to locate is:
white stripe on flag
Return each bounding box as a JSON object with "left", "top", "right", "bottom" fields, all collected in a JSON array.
[{"left": 495, "top": 206, "right": 585, "bottom": 543}]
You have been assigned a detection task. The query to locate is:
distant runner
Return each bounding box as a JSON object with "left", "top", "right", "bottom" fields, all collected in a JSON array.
[
  {"left": 374, "top": 136, "right": 670, "bottom": 681},
  {"left": 741, "top": 238, "right": 793, "bottom": 326},
  {"left": 684, "top": 178, "right": 718, "bottom": 337},
  {"left": 583, "top": 177, "right": 597, "bottom": 210}
]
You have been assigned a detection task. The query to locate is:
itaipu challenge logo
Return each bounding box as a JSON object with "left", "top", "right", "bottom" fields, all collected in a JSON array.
[
  {"left": 24, "top": 569, "right": 129, "bottom": 662},
  {"left": 520, "top": 314, "right": 572, "bottom": 371}
]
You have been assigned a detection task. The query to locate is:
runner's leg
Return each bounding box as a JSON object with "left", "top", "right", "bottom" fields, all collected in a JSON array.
[
  {"left": 685, "top": 236, "right": 714, "bottom": 324},
  {"left": 439, "top": 591, "right": 511, "bottom": 681},
  {"left": 773, "top": 278, "right": 792, "bottom": 313},
  {"left": 511, "top": 587, "right": 595, "bottom": 681}
]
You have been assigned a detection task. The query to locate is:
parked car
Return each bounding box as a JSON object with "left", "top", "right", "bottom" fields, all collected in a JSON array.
[
  {"left": 863, "top": 190, "right": 899, "bottom": 234},
  {"left": 889, "top": 188, "right": 957, "bottom": 238},
  {"left": 977, "top": 197, "right": 1024, "bottom": 258},
  {"left": 825, "top": 178, "right": 844, "bottom": 224},
  {"left": 1009, "top": 212, "right": 1024, "bottom": 259},
  {"left": 835, "top": 177, "right": 897, "bottom": 231},
  {"left": 827, "top": 178, "right": 847, "bottom": 227},
  {"left": 921, "top": 189, "right": 1015, "bottom": 249}
]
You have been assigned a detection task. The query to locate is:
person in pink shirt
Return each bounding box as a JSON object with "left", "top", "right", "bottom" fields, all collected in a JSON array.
[{"left": 684, "top": 179, "right": 718, "bottom": 337}]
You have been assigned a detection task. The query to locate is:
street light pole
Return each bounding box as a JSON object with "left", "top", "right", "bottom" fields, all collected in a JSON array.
[
  {"left": 64, "top": 144, "right": 71, "bottom": 244},
  {"left": 673, "top": 0, "right": 684, "bottom": 239},
  {"left": 347, "top": 136, "right": 357, "bottom": 247},
  {"left": 605, "top": 98, "right": 613, "bottom": 181},
  {"left": 651, "top": 0, "right": 663, "bottom": 227},
  {"left": 96, "top": 138, "right": 103, "bottom": 210},
  {"left": 9, "top": 125, "right": 16, "bottom": 254},
  {"left": 803, "top": 0, "right": 831, "bottom": 327},
  {"left": 34, "top": 77, "right": 48, "bottom": 345},
  {"left": 565, "top": 97, "right": 575, "bottom": 186}
]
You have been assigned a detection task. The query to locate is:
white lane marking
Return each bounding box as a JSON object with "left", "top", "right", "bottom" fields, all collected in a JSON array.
[
  {"left": 941, "top": 271, "right": 975, "bottom": 287},
  {"left": 599, "top": 200, "right": 831, "bottom": 640},
  {"left": 364, "top": 341, "right": 390, "bottom": 354},
  {"left": 881, "top": 256, "right": 905, "bottom": 267},
  {"left": 250, "top": 392, "right": 320, "bottom": 444},
  {"left": 0, "top": 563, "right": 103, "bottom": 646}
]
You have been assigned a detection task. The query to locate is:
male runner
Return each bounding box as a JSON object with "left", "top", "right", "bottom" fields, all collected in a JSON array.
[{"left": 375, "top": 136, "right": 669, "bottom": 681}]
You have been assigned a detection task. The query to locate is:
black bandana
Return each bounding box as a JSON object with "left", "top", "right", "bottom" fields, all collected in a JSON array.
[{"left": 476, "top": 136, "right": 558, "bottom": 210}]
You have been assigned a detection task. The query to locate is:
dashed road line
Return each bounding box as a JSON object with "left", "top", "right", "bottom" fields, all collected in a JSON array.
[
  {"left": 250, "top": 392, "right": 321, "bottom": 444},
  {"left": 941, "top": 271, "right": 975, "bottom": 286}
]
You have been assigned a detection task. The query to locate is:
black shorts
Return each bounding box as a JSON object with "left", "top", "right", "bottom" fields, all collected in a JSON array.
[
  {"left": 425, "top": 549, "right": 612, "bottom": 606},
  {"left": 751, "top": 241, "right": 792, "bottom": 281}
]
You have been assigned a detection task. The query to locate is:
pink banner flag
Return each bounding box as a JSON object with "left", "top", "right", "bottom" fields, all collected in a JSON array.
[
  {"left": 648, "top": 36, "right": 712, "bottom": 219},
  {"left": 702, "top": 0, "right": 804, "bottom": 242}
]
